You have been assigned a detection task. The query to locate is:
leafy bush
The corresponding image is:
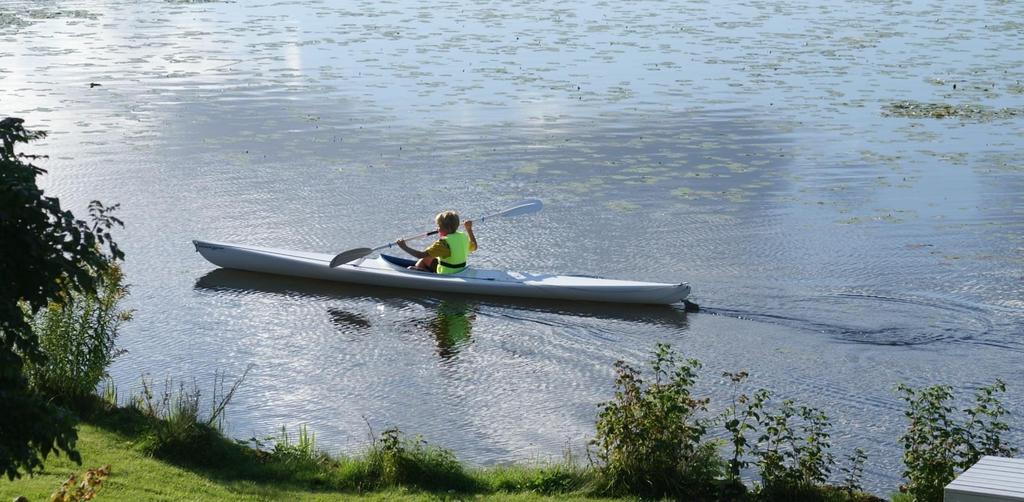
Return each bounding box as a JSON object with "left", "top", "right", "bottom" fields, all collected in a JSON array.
[
  {"left": 590, "top": 343, "right": 722, "bottom": 499},
  {"left": 897, "top": 380, "right": 1016, "bottom": 502},
  {"left": 25, "top": 263, "right": 131, "bottom": 404},
  {"left": 753, "top": 398, "right": 835, "bottom": 497},
  {"left": 720, "top": 370, "right": 878, "bottom": 502},
  {"left": 2, "top": 117, "right": 122, "bottom": 479}
]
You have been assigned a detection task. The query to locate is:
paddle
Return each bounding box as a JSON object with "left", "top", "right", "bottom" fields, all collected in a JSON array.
[{"left": 329, "top": 199, "right": 543, "bottom": 268}]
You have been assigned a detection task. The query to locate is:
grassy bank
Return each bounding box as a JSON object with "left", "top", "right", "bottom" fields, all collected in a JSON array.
[
  {"left": 0, "top": 404, "right": 622, "bottom": 501},
  {"left": 5, "top": 369, "right": 1013, "bottom": 502},
  {"left": 1, "top": 396, "right": 888, "bottom": 502},
  {"left": 3, "top": 346, "right": 1013, "bottom": 502}
]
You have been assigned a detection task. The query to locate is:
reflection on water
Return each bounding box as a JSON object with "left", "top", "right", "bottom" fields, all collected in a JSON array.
[
  {"left": 328, "top": 308, "right": 371, "bottom": 331},
  {"left": 329, "top": 301, "right": 477, "bottom": 359},
  {"left": 330, "top": 298, "right": 479, "bottom": 360},
  {"left": 194, "top": 268, "right": 690, "bottom": 329},
  {"left": 420, "top": 301, "right": 477, "bottom": 360}
]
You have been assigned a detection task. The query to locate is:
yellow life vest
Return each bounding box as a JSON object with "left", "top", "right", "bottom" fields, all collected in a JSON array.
[{"left": 437, "top": 231, "right": 470, "bottom": 275}]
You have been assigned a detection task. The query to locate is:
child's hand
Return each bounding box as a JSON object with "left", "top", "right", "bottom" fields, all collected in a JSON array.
[
  {"left": 396, "top": 239, "right": 405, "bottom": 246},
  {"left": 464, "top": 220, "right": 473, "bottom": 230}
]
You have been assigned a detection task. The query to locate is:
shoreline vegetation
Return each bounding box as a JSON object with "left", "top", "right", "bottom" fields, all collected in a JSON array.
[
  {"left": 2, "top": 120, "right": 1018, "bottom": 501},
  {"left": 0, "top": 354, "right": 1016, "bottom": 502},
  {"left": 1, "top": 350, "right": 1017, "bottom": 502}
]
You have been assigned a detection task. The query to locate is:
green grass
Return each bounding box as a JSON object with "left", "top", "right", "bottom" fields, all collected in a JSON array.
[
  {"left": 0, "top": 411, "right": 626, "bottom": 501},
  {"left": 0, "top": 402, "right": 890, "bottom": 501},
  {"left": 0, "top": 424, "right": 322, "bottom": 501},
  {"left": 473, "top": 461, "right": 597, "bottom": 495}
]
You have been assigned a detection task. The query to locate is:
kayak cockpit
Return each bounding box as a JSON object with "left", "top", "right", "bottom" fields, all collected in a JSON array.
[
  {"left": 379, "top": 254, "right": 472, "bottom": 275},
  {"left": 376, "top": 255, "right": 475, "bottom": 274},
  {"left": 380, "top": 254, "right": 418, "bottom": 269}
]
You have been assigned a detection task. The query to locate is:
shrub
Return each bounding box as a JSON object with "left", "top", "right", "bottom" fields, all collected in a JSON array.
[
  {"left": 720, "top": 369, "right": 858, "bottom": 502},
  {"left": 720, "top": 370, "right": 768, "bottom": 500},
  {"left": 897, "top": 380, "right": 1016, "bottom": 502},
  {"left": 1, "top": 116, "right": 122, "bottom": 479},
  {"left": 590, "top": 343, "right": 721, "bottom": 499},
  {"left": 753, "top": 398, "right": 835, "bottom": 496},
  {"left": 25, "top": 263, "right": 132, "bottom": 404}
]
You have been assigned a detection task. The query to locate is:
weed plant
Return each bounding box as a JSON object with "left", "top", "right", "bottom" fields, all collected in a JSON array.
[
  {"left": 479, "top": 450, "right": 595, "bottom": 495},
  {"left": 130, "top": 366, "right": 251, "bottom": 463},
  {"left": 100, "top": 378, "right": 118, "bottom": 408},
  {"left": 840, "top": 448, "right": 867, "bottom": 495},
  {"left": 246, "top": 425, "right": 336, "bottom": 485},
  {"left": 752, "top": 398, "right": 835, "bottom": 497},
  {"left": 271, "top": 425, "right": 323, "bottom": 469},
  {"left": 339, "top": 427, "right": 476, "bottom": 492},
  {"left": 721, "top": 370, "right": 882, "bottom": 502},
  {"left": 24, "top": 264, "right": 131, "bottom": 406}
]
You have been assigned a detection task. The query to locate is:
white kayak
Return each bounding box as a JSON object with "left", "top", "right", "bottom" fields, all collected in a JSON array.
[{"left": 192, "top": 240, "right": 691, "bottom": 305}]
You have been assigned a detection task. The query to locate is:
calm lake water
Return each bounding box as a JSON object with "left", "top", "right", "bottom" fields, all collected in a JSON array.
[{"left": 3, "top": 0, "right": 1023, "bottom": 494}]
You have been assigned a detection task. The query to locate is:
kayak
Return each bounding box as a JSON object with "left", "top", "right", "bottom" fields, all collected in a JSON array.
[{"left": 192, "top": 240, "right": 691, "bottom": 305}]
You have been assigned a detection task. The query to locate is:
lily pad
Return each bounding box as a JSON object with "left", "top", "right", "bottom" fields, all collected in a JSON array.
[{"left": 883, "top": 101, "right": 1023, "bottom": 121}]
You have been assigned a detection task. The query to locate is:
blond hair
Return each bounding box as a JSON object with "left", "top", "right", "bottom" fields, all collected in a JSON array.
[{"left": 435, "top": 211, "right": 460, "bottom": 234}]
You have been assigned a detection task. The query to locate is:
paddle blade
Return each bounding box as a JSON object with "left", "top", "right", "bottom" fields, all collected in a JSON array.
[
  {"left": 494, "top": 199, "right": 543, "bottom": 219},
  {"left": 329, "top": 248, "right": 372, "bottom": 268}
]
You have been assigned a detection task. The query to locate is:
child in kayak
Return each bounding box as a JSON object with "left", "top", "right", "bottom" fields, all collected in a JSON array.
[{"left": 396, "top": 211, "right": 477, "bottom": 274}]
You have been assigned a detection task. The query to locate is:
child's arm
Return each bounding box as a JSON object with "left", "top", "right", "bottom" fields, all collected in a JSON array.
[
  {"left": 396, "top": 239, "right": 427, "bottom": 259},
  {"left": 464, "top": 220, "right": 478, "bottom": 251}
]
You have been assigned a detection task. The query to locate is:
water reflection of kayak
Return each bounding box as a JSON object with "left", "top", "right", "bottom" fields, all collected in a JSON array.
[
  {"left": 194, "top": 268, "right": 691, "bottom": 328},
  {"left": 193, "top": 240, "right": 691, "bottom": 305}
]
